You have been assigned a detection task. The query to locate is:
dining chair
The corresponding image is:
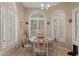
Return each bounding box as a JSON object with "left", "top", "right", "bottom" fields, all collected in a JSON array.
[
  {"left": 23, "top": 35, "right": 33, "bottom": 55},
  {"left": 48, "top": 40, "right": 55, "bottom": 56},
  {"left": 33, "top": 38, "right": 48, "bottom": 56}
]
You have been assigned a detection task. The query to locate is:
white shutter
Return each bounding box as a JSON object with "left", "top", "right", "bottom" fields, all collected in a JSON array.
[
  {"left": 0, "top": 3, "right": 16, "bottom": 49},
  {"left": 1, "top": 7, "right": 7, "bottom": 48}
]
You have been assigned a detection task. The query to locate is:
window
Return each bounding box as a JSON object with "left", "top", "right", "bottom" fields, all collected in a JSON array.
[
  {"left": 29, "top": 11, "right": 46, "bottom": 37},
  {"left": 52, "top": 10, "right": 65, "bottom": 42},
  {"left": 30, "top": 20, "right": 37, "bottom": 36},
  {"left": 0, "top": 3, "right": 17, "bottom": 49},
  {"left": 72, "top": 8, "right": 79, "bottom": 45}
]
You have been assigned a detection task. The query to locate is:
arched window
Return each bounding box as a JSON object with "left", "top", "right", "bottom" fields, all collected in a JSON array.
[
  {"left": 52, "top": 10, "right": 65, "bottom": 42},
  {"left": 72, "top": 7, "right": 79, "bottom": 46},
  {"left": 30, "top": 11, "right": 45, "bottom": 18},
  {"left": 0, "top": 3, "right": 18, "bottom": 49},
  {"left": 29, "top": 11, "right": 46, "bottom": 38}
]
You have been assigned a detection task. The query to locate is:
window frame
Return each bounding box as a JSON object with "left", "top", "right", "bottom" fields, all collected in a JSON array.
[
  {"left": 0, "top": 3, "right": 18, "bottom": 55},
  {"left": 72, "top": 7, "right": 79, "bottom": 46},
  {"left": 29, "top": 11, "right": 46, "bottom": 38},
  {"left": 52, "top": 10, "right": 66, "bottom": 42}
]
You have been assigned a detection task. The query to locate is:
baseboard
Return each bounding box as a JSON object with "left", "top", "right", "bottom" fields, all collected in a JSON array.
[{"left": 57, "top": 45, "right": 71, "bottom": 51}]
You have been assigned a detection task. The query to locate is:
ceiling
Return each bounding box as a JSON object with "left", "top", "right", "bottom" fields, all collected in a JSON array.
[{"left": 22, "top": 2, "right": 61, "bottom": 8}]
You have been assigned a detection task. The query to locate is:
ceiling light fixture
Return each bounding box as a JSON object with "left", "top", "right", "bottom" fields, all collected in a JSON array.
[
  {"left": 41, "top": 4, "right": 50, "bottom": 10},
  {"left": 41, "top": 4, "right": 44, "bottom": 7}
]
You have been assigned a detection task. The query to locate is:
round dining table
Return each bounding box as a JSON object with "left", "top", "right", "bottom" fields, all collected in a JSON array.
[{"left": 29, "top": 36, "right": 53, "bottom": 42}]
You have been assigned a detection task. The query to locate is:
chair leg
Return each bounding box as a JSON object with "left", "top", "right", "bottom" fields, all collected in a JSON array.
[
  {"left": 34, "top": 50, "right": 36, "bottom": 56},
  {"left": 26, "top": 48, "right": 30, "bottom": 55}
]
